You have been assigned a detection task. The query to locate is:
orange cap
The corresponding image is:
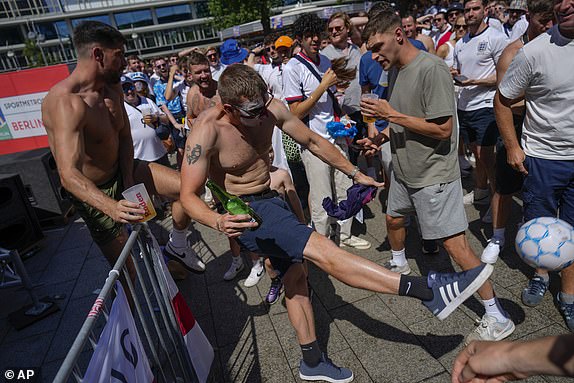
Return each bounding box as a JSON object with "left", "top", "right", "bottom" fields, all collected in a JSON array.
[{"left": 275, "top": 35, "right": 293, "bottom": 49}]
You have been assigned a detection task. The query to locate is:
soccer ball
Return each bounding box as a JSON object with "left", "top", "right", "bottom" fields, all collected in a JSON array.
[{"left": 515, "top": 217, "right": 574, "bottom": 271}]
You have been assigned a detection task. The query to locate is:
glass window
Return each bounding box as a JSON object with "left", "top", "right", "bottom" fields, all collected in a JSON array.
[
  {"left": 155, "top": 4, "right": 192, "bottom": 24},
  {"left": 115, "top": 9, "right": 153, "bottom": 29},
  {"left": 195, "top": 1, "right": 210, "bottom": 18},
  {"left": 36, "top": 21, "right": 70, "bottom": 40},
  {"left": 1, "top": 27, "right": 24, "bottom": 45},
  {"left": 71, "top": 15, "right": 112, "bottom": 28}
]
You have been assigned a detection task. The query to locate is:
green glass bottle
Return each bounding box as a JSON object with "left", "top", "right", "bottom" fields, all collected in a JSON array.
[{"left": 206, "top": 180, "right": 263, "bottom": 228}]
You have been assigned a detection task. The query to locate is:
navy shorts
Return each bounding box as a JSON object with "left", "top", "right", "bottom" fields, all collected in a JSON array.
[
  {"left": 495, "top": 114, "right": 524, "bottom": 195},
  {"left": 237, "top": 196, "right": 313, "bottom": 278},
  {"left": 170, "top": 112, "right": 187, "bottom": 149},
  {"left": 458, "top": 107, "right": 499, "bottom": 146},
  {"left": 522, "top": 156, "right": 574, "bottom": 226}
]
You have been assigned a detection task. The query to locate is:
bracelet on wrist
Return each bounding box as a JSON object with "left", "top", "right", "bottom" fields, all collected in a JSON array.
[{"left": 348, "top": 166, "right": 360, "bottom": 180}]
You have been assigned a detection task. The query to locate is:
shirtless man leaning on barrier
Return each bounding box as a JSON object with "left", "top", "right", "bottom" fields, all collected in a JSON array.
[
  {"left": 180, "top": 64, "right": 494, "bottom": 383},
  {"left": 41, "top": 21, "right": 205, "bottom": 275}
]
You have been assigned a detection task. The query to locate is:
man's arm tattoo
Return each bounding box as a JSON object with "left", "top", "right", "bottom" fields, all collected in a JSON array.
[{"left": 186, "top": 143, "right": 202, "bottom": 165}]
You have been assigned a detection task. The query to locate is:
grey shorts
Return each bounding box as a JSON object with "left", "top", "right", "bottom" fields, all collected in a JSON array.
[{"left": 386, "top": 172, "right": 468, "bottom": 240}]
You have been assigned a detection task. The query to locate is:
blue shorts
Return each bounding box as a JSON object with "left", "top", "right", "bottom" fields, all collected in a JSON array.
[
  {"left": 237, "top": 196, "right": 313, "bottom": 277},
  {"left": 522, "top": 156, "right": 574, "bottom": 226},
  {"left": 458, "top": 107, "right": 499, "bottom": 146},
  {"left": 495, "top": 114, "right": 524, "bottom": 195}
]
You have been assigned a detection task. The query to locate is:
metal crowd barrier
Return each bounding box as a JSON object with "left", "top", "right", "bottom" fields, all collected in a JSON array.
[{"left": 53, "top": 223, "right": 199, "bottom": 383}]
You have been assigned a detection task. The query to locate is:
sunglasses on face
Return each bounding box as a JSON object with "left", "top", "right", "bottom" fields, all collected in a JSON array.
[
  {"left": 455, "top": 24, "right": 467, "bottom": 29},
  {"left": 233, "top": 92, "right": 274, "bottom": 119},
  {"left": 206, "top": 53, "right": 217, "bottom": 58},
  {"left": 155, "top": 63, "right": 167, "bottom": 69},
  {"left": 265, "top": 46, "right": 276, "bottom": 52},
  {"left": 122, "top": 84, "right": 135, "bottom": 93},
  {"left": 328, "top": 25, "right": 344, "bottom": 33}
]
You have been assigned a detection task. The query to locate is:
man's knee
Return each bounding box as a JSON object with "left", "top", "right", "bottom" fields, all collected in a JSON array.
[{"left": 386, "top": 215, "right": 404, "bottom": 230}]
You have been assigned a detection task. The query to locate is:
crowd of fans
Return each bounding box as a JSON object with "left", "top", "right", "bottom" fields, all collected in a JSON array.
[{"left": 114, "top": 0, "right": 573, "bottom": 380}]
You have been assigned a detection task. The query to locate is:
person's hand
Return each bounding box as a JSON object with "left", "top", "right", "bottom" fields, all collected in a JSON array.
[
  {"left": 251, "top": 45, "right": 265, "bottom": 55},
  {"left": 452, "top": 341, "right": 526, "bottom": 383},
  {"left": 320, "top": 68, "right": 339, "bottom": 89},
  {"left": 506, "top": 147, "right": 528, "bottom": 175},
  {"left": 174, "top": 122, "right": 185, "bottom": 132},
  {"left": 450, "top": 67, "right": 460, "bottom": 78},
  {"left": 108, "top": 199, "right": 145, "bottom": 223},
  {"left": 143, "top": 113, "right": 157, "bottom": 126},
  {"left": 357, "top": 134, "right": 389, "bottom": 157},
  {"left": 354, "top": 172, "right": 384, "bottom": 188},
  {"left": 215, "top": 213, "right": 259, "bottom": 238},
  {"left": 169, "top": 64, "right": 179, "bottom": 75},
  {"left": 361, "top": 98, "right": 395, "bottom": 121}
]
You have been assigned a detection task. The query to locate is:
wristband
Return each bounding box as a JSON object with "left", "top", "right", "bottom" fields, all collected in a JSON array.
[{"left": 348, "top": 166, "right": 360, "bottom": 180}]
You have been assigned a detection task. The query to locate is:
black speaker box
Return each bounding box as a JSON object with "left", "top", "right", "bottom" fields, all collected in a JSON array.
[
  {"left": 0, "top": 173, "right": 44, "bottom": 253},
  {"left": 0, "top": 148, "right": 72, "bottom": 222}
]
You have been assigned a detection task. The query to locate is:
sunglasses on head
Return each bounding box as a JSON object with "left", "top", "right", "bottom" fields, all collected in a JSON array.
[{"left": 233, "top": 92, "right": 274, "bottom": 119}]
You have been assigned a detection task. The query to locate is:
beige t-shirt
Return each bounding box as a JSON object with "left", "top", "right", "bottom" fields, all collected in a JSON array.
[{"left": 388, "top": 51, "right": 459, "bottom": 188}]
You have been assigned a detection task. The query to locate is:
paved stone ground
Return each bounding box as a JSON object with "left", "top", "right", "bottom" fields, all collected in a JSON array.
[{"left": 0, "top": 190, "right": 572, "bottom": 382}]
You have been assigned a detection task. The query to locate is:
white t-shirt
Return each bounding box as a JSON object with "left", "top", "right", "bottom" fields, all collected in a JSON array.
[
  {"left": 210, "top": 63, "right": 226, "bottom": 81},
  {"left": 172, "top": 81, "right": 191, "bottom": 113},
  {"left": 508, "top": 15, "right": 529, "bottom": 43},
  {"left": 124, "top": 97, "right": 167, "bottom": 162},
  {"left": 486, "top": 17, "right": 504, "bottom": 32},
  {"left": 283, "top": 52, "right": 335, "bottom": 142},
  {"left": 254, "top": 63, "right": 284, "bottom": 99},
  {"left": 499, "top": 26, "right": 574, "bottom": 160},
  {"left": 454, "top": 26, "right": 508, "bottom": 110}
]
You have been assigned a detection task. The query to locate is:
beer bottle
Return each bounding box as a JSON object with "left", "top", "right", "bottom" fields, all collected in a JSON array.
[{"left": 206, "top": 180, "right": 263, "bottom": 228}]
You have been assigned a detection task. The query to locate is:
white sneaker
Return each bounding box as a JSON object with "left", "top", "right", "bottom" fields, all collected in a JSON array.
[
  {"left": 481, "top": 238, "right": 503, "bottom": 264},
  {"left": 463, "top": 190, "right": 490, "bottom": 205},
  {"left": 481, "top": 206, "right": 492, "bottom": 224},
  {"left": 464, "top": 314, "right": 515, "bottom": 345},
  {"left": 224, "top": 256, "right": 244, "bottom": 281},
  {"left": 164, "top": 242, "right": 206, "bottom": 272},
  {"left": 384, "top": 260, "right": 411, "bottom": 275},
  {"left": 244, "top": 259, "right": 265, "bottom": 287},
  {"left": 340, "top": 235, "right": 371, "bottom": 250}
]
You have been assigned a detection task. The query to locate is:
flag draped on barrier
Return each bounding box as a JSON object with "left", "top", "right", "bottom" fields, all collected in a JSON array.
[
  {"left": 83, "top": 282, "right": 155, "bottom": 383},
  {"left": 149, "top": 231, "right": 214, "bottom": 383}
]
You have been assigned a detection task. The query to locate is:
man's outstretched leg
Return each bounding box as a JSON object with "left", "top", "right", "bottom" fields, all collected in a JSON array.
[
  {"left": 303, "top": 232, "right": 493, "bottom": 320},
  {"left": 134, "top": 161, "right": 205, "bottom": 271},
  {"left": 282, "top": 263, "right": 353, "bottom": 383}
]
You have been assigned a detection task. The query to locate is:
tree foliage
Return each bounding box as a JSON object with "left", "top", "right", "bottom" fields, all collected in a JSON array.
[{"left": 207, "top": 0, "right": 282, "bottom": 35}]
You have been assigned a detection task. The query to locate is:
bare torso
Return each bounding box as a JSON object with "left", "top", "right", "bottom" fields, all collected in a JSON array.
[
  {"left": 186, "top": 81, "right": 220, "bottom": 122},
  {"left": 43, "top": 76, "right": 126, "bottom": 185},
  {"left": 194, "top": 102, "right": 279, "bottom": 196}
]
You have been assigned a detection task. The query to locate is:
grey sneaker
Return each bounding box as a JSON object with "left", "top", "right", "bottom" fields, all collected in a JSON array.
[
  {"left": 384, "top": 260, "right": 411, "bottom": 275},
  {"left": 299, "top": 353, "right": 353, "bottom": 383},
  {"left": 464, "top": 314, "right": 516, "bottom": 345},
  {"left": 558, "top": 294, "right": 574, "bottom": 332},
  {"left": 521, "top": 275, "right": 549, "bottom": 307}
]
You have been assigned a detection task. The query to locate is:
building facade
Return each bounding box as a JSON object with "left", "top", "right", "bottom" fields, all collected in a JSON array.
[{"left": 0, "top": 0, "right": 218, "bottom": 72}]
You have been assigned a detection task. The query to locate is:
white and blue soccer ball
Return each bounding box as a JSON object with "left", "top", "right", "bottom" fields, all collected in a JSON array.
[{"left": 515, "top": 217, "right": 574, "bottom": 271}]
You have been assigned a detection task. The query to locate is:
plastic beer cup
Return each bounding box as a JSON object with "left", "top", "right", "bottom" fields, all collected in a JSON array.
[
  {"left": 361, "top": 93, "right": 379, "bottom": 123},
  {"left": 122, "top": 183, "right": 157, "bottom": 222}
]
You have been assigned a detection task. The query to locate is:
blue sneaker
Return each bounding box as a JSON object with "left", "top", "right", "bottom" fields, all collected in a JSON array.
[
  {"left": 423, "top": 263, "right": 493, "bottom": 320},
  {"left": 558, "top": 294, "right": 574, "bottom": 332},
  {"left": 521, "top": 275, "right": 549, "bottom": 307},
  {"left": 299, "top": 354, "right": 353, "bottom": 383}
]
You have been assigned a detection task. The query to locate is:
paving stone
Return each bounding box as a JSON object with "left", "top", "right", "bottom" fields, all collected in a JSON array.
[{"left": 39, "top": 245, "right": 90, "bottom": 285}]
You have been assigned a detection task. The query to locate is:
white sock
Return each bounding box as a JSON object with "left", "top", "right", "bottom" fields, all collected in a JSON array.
[
  {"left": 169, "top": 228, "right": 188, "bottom": 249},
  {"left": 391, "top": 249, "right": 407, "bottom": 266},
  {"left": 492, "top": 228, "right": 505, "bottom": 244},
  {"left": 483, "top": 297, "right": 508, "bottom": 322}
]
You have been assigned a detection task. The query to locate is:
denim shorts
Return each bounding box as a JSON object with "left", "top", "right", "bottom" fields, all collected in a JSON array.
[
  {"left": 458, "top": 107, "right": 499, "bottom": 146},
  {"left": 237, "top": 196, "right": 313, "bottom": 277},
  {"left": 522, "top": 156, "right": 574, "bottom": 226}
]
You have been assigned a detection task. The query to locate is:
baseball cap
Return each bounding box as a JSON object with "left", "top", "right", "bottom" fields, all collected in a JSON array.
[
  {"left": 508, "top": 0, "right": 528, "bottom": 12},
  {"left": 120, "top": 75, "right": 133, "bottom": 85},
  {"left": 126, "top": 71, "right": 149, "bottom": 85},
  {"left": 447, "top": 2, "right": 464, "bottom": 13},
  {"left": 275, "top": 35, "right": 293, "bottom": 49},
  {"left": 220, "top": 39, "right": 249, "bottom": 65}
]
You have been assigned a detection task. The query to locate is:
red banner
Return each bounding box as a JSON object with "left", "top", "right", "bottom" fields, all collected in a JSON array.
[{"left": 0, "top": 64, "right": 70, "bottom": 155}]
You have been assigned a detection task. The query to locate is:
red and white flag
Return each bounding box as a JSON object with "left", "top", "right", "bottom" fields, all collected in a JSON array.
[
  {"left": 152, "top": 233, "right": 214, "bottom": 382},
  {"left": 84, "top": 282, "right": 155, "bottom": 383}
]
